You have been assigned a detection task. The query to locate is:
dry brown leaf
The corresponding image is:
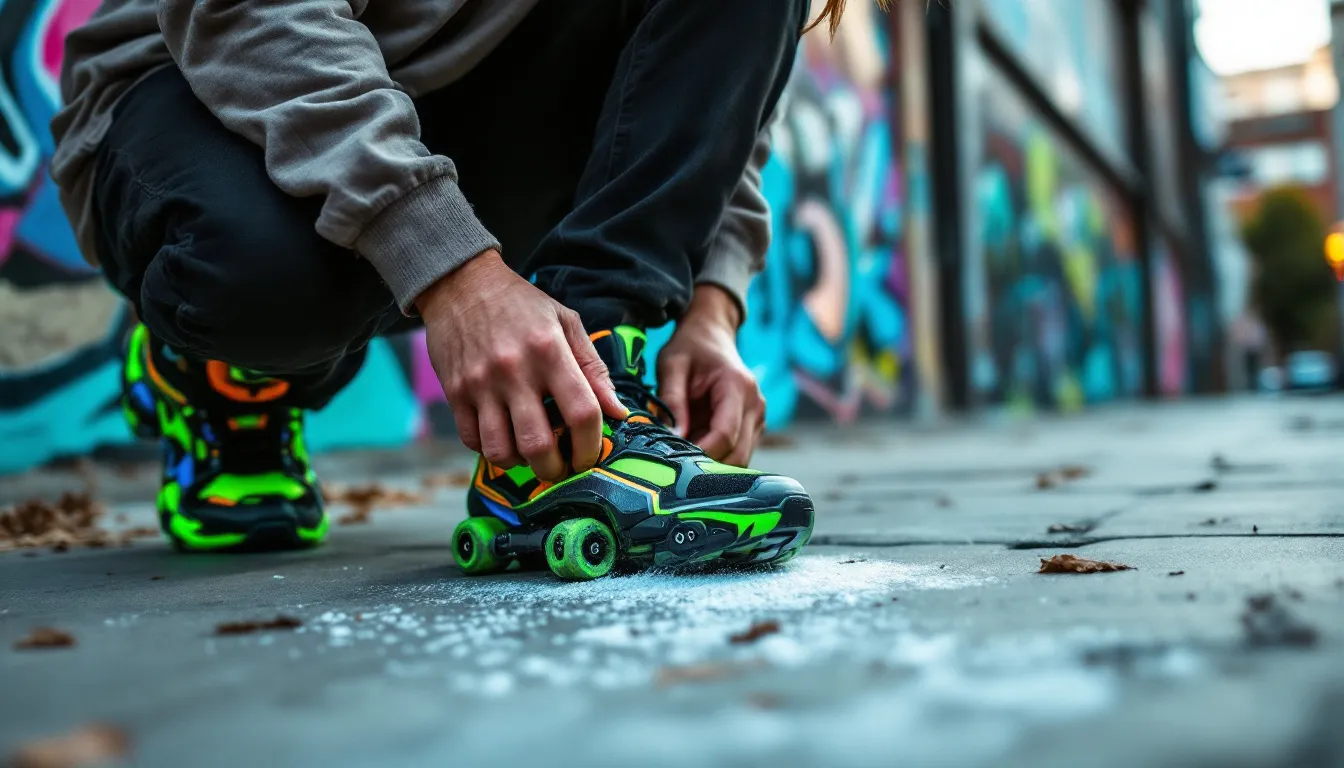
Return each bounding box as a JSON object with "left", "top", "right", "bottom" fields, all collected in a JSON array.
[
  {"left": 0, "top": 493, "right": 117, "bottom": 552},
  {"left": 8, "top": 723, "right": 129, "bottom": 768},
  {"left": 336, "top": 507, "right": 372, "bottom": 526},
  {"left": 1038, "top": 554, "right": 1135, "bottom": 574},
  {"left": 421, "top": 471, "right": 472, "bottom": 489},
  {"left": 1035, "top": 473, "right": 1057, "bottom": 490},
  {"left": 655, "top": 661, "right": 761, "bottom": 687},
  {"left": 1059, "top": 465, "right": 1090, "bottom": 480},
  {"left": 14, "top": 627, "right": 76, "bottom": 650},
  {"left": 213, "top": 616, "right": 303, "bottom": 636},
  {"left": 323, "top": 483, "right": 425, "bottom": 508},
  {"left": 729, "top": 620, "right": 781, "bottom": 644}
]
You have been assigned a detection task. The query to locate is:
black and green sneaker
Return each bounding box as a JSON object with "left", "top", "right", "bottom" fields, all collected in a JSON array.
[
  {"left": 122, "top": 324, "right": 327, "bottom": 551},
  {"left": 455, "top": 325, "right": 813, "bottom": 580}
]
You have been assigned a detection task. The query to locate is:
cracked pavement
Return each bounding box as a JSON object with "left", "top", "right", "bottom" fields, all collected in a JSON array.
[{"left": 3, "top": 397, "right": 1343, "bottom": 767}]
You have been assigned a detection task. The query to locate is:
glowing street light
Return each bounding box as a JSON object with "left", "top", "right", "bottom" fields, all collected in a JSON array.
[{"left": 1327, "top": 229, "right": 1344, "bottom": 281}]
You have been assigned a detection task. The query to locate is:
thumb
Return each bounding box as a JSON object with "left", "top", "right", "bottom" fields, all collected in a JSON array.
[
  {"left": 656, "top": 353, "right": 691, "bottom": 437},
  {"left": 560, "top": 311, "right": 628, "bottom": 420}
]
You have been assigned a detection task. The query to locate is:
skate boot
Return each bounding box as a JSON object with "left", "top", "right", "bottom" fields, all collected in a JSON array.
[
  {"left": 455, "top": 325, "right": 813, "bottom": 580},
  {"left": 122, "top": 323, "right": 327, "bottom": 551}
]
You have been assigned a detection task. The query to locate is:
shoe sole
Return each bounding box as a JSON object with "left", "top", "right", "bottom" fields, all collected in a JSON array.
[{"left": 161, "top": 501, "right": 327, "bottom": 553}]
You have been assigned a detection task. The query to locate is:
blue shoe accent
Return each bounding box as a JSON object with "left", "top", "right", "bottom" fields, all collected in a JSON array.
[{"left": 480, "top": 496, "right": 519, "bottom": 526}]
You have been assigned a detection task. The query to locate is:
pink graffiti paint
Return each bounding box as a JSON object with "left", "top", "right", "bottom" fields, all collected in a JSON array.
[
  {"left": 43, "top": 0, "right": 100, "bottom": 77},
  {"left": 409, "top": 330, "right": 446, "bottom": 404},
  {"left": 0, "top": 208, "right": 23, "bottom": 266}
]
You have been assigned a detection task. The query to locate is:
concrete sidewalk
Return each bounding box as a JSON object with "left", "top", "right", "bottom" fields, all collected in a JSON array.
[{"left": 2, "top": 396, "right": 1343, "bottom": 767}]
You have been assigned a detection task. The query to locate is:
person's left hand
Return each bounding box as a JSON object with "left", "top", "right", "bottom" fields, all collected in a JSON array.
[{"left": 656, "top": 285, "right": 765, "bottom": 467}]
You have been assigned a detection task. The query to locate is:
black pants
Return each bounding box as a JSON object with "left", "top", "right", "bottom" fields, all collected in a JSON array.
[{"left": 92, "top": 0, "right": 805, "bottom": 409}]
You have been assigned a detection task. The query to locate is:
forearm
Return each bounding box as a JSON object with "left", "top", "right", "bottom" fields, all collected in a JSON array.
[
  {"left": 698, "top": 126, "right": 773, "bottom": 324},
  {"left": 157, "top": 0, "right": 498, "bottom": 309}
]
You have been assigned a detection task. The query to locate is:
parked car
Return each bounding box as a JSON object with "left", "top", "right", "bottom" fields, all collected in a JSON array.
[{"left": 1284, "top": 351, "right": 1336, "bottom": 393}]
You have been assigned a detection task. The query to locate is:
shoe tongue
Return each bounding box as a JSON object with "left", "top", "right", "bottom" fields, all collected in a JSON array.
[{"left": 590, "top": 325, "right": 647, "bottom": 382}]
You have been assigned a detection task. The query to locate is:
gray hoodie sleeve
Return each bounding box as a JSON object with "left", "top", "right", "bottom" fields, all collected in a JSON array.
[
  {"left": 157, "top": 0, "right": 499, "bottom": 312},
  {"left": 696, "top": 128, "right": 773, "bottom": 323}
]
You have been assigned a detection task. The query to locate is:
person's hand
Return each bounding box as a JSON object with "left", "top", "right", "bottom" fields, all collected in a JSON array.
[
  {"left": 656, "top": 285, "right": 765, "bottom": 467},
  {"left": 415, "top": 250, "right": 627, "bottom": 481}
]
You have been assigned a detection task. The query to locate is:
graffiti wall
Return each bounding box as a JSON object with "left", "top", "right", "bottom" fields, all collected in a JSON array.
[
  {"left": 969, "top": 64, "right": 1145, "bottom": 412},
  {"left": 1150, "top": 238, "right": 1190, "bottom": 396}
]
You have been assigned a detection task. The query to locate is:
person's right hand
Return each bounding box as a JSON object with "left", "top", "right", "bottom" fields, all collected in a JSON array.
[{"left": 415, "top": 250, "right": 627, "bottom": 481}]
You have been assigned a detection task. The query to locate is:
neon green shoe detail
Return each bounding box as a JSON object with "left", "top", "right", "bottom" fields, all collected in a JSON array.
[
  {"left": 461, "top": 325, "right": 813, "bottom": 577},
  {"left": 608, "top": 457, "right": 676, "bottom": 487},
  {"left": 124, "top": 324, "right": 326, "bottom": 552},
  {"left": 199, "top": 472, "right": 309, "bottom": 504}
]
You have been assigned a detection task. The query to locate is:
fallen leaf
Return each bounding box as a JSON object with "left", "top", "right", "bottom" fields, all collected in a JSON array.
[
  {"left": 0, "top": 493, "right": 121, "bottom": 553},
  {"left": 729, "top": 620, "right": 781, "bottom": 644},
  {"left": 337, "top": 507, "right": 372, "bottom": 526},
  {"left": 1035, "top": 473, "right": 1058, "bottom": 490},
  {"left": 1059, "top": 465, "right": 1090, "bottom": 480},
  {"left": 1193, "top": 480, "right": 1217, "bottom": 492},
  {"left": 1252, "top": 525, "right": 1259, "bottom": 534},
  {"left": 1047, "top": 523, "right": 1091, "bottom": 534},
  {"left": 322, "top": 483, "right": 424, "bottom": 508},
  {"left": 421, "top": 471, "right": 472, "bottom": 489},
  {"left": 1197, "top": 517, "right": 1221, "bottom": 526},
  {"left": 213, "top": 616, "right": 303, "bottom": 636},
  {"left": 655, "top": 661, "right": 756, "bottom": 687},
  {"left": 1242, "top": 594, "right": 1317, "bottom": 648},
  {"left": 758, "top": 433, "right": 795, "bottom": 449},
  {"left": 8, "top": 723, "right": 129, "bottom": 768},
  {"left": 839, "top": 558, "right": 867, "bottom": 564},
  {"left": 14, "top": 627, "right": 76, "bottom": 650},
  {"left": 1038, "top": 554, "right": 1135, "bottom": 574},
  {"left": 1168, "top": 570, "right": 1185, "bottom": 577},
  {"left": 149, "top": 576, "right": 164, "bottom": 581}
]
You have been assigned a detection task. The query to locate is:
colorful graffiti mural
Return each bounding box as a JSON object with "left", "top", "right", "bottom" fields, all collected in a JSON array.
[
  {"left": 970, "top": 64, "right": 1145, "bottom": 412},
  {"left": 1150, "top": 239, "right": 1189, "bottom": 396}
]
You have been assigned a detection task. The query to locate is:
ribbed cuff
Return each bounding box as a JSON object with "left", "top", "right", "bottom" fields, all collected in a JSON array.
[
  {"left": 696, "top": 228, "right": 757, "bottom": 326},
  {"left": 355, "top": 176, "right": 501, "bottom": 313}
]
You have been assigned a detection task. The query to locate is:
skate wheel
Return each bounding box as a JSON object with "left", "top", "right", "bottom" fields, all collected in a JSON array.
[
  {"left": 544, "top": 518, "right": 616, "bottom": 581},
  {"left": 453, "top": 516, "right": 509, "bottom": 575}
]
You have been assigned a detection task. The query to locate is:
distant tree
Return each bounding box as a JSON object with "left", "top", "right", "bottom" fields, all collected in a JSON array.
[{"left": 1241, "top": 186, "right": 1339, "bottom": 355}]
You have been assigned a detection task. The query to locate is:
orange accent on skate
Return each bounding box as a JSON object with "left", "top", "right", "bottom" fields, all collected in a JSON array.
[
  {"left": 486, "top": 462, "right": 508, "bottom": 481},
  {"left": 205, "top": 495, "right": 237, "bottom": 507},
  {"left": 474, "top": 462, "right": 515, "bottom": 508},
  {"left": 143, "top": 346, "right": 188, "bottom": 405},
  {"left": 226, "top": 414, "right": 269, "bottom": 431},
  {"left": 627, "top": 415, "right": 654, "bottom": 425},
  {"left": 528, "top": 481, "right": 554, "bottom": 500},
  {"left": 206, "top": 361, "right": 290, "bottom": 403},
  {"left": 599, "top": 437, "right": 614, "bottom": 462},
  {"left": 588, "top": 330, "right": 612, "bottom": 342}
]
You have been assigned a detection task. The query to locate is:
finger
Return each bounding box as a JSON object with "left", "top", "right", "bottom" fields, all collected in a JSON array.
[
  {"left": 726, "top": 396, "right": 765, "bottom": 468},
  {"left": 449, "top": 401, "right": 482, "bottom": 454},
  {"left": 656, "top": 353, "right": 691, "bottom": 436},
  {"left": 509, "top": 395, "right": 564, "bottom": 482},
  {"left": 547, "top": 358, "right": 603, "bottom": 473},
  {"left": 697, "top": 378, "right": 744, "bottom": 461},
  {"left": 560, "top": 311, "right": 628, "bottom": 420},
  {"left": 477, "top": 399, "right": 522, "bottom": 469}
]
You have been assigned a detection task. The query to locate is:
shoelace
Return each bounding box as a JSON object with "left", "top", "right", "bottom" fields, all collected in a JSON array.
[{"left": 610, "top": 380, "right": 699, "bottom": 452}]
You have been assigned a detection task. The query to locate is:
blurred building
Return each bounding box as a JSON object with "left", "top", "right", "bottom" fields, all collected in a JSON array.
[{"left": 1222, "top": 46, "right": 1340, "bottom": 222}]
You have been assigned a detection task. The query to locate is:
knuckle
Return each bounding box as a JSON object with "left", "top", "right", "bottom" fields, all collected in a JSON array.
[
  {"left": 490, "top": 349, "right": 524, "bottom": 372},
  {"left": 516, "top": 433, "right": 553, "bottom": 459},
  {"left": 571, "top": 401, "right": 601, "bottom": 426}
]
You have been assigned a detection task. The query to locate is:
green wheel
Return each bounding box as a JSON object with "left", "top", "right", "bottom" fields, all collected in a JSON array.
[
  {"left": 453, "top": 516, "right": 509, "bottom": 575},
  {"left": 544, "top": 518, "right": 617, "bottom": 581}
]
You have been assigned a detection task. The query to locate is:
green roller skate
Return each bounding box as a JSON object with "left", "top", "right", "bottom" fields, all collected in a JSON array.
[{"left": 454, "top": 325, "right": 813, "bottom": 581}]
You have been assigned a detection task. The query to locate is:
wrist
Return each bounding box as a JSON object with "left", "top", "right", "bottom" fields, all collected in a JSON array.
[
  {"left": 686, "top": 284, "right": 743, "bottom": 329},
  {"left": 414, "top": 248, "right": 504, "bottom": 317}
]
